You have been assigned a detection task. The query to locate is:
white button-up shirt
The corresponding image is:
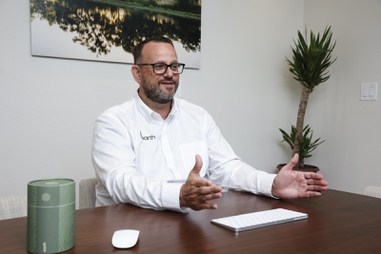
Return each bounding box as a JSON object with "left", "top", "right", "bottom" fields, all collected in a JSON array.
[{"left": 92, "top": 92, "right": 276, "bottom": 212}]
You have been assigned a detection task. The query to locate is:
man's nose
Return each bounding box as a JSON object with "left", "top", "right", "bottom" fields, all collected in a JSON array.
[{"left": 163, "top": 66, "right": 174, "bottom": 77}]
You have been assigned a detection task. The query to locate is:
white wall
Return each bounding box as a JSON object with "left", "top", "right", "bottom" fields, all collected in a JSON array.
[
  {"left": 304, "top": 0, "right": 381, "bottom": 193},
  {"left": 1, "top": 0, "right": 379, "bottom": 205}
]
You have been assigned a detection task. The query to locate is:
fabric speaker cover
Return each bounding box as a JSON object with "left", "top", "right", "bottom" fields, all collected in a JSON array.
[{"left": 27, "top": 178, "right": 75, "bottom": 253}]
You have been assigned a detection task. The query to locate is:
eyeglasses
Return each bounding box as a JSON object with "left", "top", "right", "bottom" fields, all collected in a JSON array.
[{"left": 137, "top": 63, "right": 185, "bottom": 74}]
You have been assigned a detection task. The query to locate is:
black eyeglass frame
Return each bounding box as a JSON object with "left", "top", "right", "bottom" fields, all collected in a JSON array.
[{"left": 137, "top": 63, "right": 185, "bottom": 74}]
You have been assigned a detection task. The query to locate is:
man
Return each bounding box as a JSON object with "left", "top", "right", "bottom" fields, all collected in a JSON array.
[{"left": 91, "top": 36, "right": 328, "bottom": 212}]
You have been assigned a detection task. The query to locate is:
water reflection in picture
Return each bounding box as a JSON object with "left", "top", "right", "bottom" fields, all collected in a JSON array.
[{"left": 30, "top": 0, "right": 201, "bottom": 68}]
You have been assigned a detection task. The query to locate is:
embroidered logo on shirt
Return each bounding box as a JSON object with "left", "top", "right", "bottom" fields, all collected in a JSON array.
[{"left": 140, "top": 131, "right": 156, "bottom": 141}]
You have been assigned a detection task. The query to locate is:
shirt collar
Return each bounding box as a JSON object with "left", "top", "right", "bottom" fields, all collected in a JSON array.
[{"left": 134, "top": 91, "right": 178, "bottom": 122}]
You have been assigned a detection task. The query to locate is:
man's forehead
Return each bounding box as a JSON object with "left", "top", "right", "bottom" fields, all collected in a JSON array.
[{"left": 141, "top": 42, "right": 177, "bottom": 61}]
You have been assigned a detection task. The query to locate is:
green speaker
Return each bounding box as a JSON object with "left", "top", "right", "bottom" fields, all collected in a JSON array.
[{"left": 27, "top": 178, "right": 75, "bottom": 253}]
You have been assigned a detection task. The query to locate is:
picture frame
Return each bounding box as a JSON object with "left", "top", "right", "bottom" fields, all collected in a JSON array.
[{"left": 30, "top": 0, "right": 201, "bottom": 68}]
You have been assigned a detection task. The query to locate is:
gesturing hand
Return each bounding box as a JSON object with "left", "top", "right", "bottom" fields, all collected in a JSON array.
[
  {"left": 180, "top": 155, "right": 223, "bottom": 210},
  {"left": 272, "top": 154, "right": 328, "bottom": 199}
]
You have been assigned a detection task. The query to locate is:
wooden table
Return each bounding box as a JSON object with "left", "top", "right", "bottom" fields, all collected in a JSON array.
[{"left": 1, "top": 189, "right": 381, "bottom": 253}]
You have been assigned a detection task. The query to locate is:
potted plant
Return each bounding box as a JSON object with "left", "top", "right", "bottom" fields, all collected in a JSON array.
[{"left": 279, "top": 26, "right": 337, "bottom": 172}]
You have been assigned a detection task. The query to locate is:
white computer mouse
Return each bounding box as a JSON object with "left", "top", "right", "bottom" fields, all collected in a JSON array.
[{"left": 111, "top": 229, "right": 140, "bottom": 249}]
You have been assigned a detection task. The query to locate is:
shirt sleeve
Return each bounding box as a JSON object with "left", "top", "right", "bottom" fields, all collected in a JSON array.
[
  {"left": 203, "top": 111, "right": 277, "bottom": 197},
  {"left": 91, "top": 112, "right": 185, "bottom": 212}
]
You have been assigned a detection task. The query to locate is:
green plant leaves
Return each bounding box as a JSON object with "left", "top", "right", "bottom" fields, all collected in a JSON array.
[
  {"left": 279, "top": 125, "right": 324, "bottom": 164},
  {"left": 286, "top": 26, "right": 337, "bottom": 92}
]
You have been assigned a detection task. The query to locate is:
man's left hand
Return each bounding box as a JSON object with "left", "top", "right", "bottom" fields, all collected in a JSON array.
[{"left": 271, "top": 154, "right": 328, "bottom": 199}]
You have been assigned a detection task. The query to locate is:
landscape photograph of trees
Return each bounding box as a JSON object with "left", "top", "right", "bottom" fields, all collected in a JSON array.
[{"left": 30, "top": 0, "right": 201, "bottom": 67}]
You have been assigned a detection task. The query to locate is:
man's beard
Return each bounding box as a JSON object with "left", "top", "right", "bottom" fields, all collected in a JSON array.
[{"left": 143, "top": 82, "right": 178, "bottom": 104}]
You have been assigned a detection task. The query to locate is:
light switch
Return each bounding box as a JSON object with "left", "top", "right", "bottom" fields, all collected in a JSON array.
[{"left": 360, "top": 83, "right": 378, "bottom": 101}]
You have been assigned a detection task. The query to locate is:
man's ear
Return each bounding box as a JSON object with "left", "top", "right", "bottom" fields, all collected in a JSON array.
[{"left": 131, "top": 65, "right": 141, "bottom": 84}]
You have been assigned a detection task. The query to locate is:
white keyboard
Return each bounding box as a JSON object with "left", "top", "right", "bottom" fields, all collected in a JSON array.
[{"left": 211, "top": 208, "right": 308, "bottom": 232}]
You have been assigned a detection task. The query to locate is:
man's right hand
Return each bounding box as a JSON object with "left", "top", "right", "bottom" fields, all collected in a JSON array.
[{"left": 179, "top": 155, "right": 223, "bottom": 210}]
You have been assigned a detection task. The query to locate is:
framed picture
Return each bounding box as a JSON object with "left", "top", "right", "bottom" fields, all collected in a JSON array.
[{"left": 30, "top": 0, "right": 201, "bottom": 69}]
